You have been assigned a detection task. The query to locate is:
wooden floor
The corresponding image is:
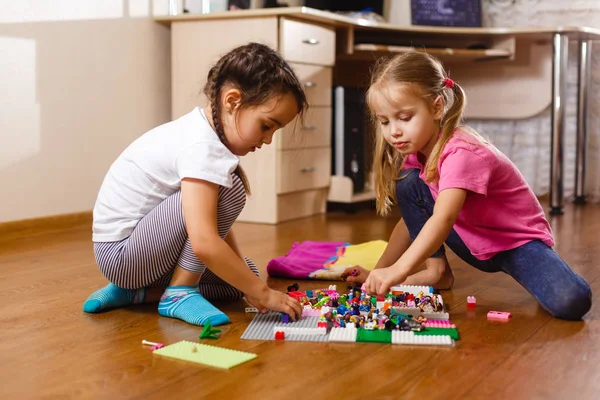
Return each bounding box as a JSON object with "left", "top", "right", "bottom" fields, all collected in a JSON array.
[{"left": 1, "top": 203, "right": 599, "bottom": 399}]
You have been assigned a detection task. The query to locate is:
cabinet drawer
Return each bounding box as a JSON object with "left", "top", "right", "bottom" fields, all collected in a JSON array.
[
  {"left": 277, "top": 148, "right": 331, "bottom": 194},
  {"left": 278, "top": 107, "right": 331, "bottom": 150},
  {"left": 280, "top": 18, "right": 335, "bottom": 66},
  {"left": 290, "top": 63, "right": 332, "bottom": 106}
]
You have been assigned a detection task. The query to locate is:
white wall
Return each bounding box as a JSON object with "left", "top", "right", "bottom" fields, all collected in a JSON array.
[{"left": 0, "top": 1, "right": 172, "bottom": 223}]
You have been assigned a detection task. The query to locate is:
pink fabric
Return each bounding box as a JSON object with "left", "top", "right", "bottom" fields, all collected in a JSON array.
[
  {"left": 403, "top": 131, "right": 554, "bottom": 260},
  {"left": 266, "top": 241, "right": 348, "bottom": 279}
]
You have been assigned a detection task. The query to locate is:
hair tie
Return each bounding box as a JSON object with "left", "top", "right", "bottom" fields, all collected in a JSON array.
[{"left": 443, "top": 77, "right": 455, "bottom": 89}]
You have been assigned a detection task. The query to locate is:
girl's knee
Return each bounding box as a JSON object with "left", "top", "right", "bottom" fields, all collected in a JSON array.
[
  {"left": 548, "top": 284, "right": 592, "bottom": 321},
  {"left": 396, "top": 168, "right": 420, "bottom": 190},
  {"left": 395, "top": 169, "right": 423, "bottom": 201}
]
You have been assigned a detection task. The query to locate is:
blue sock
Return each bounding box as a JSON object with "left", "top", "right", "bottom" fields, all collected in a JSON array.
[
  {"left": 157, "top": 286, "right": 230, "bottom": 326},
  {"left": 83, "top": 283, "right": 146, "bottom": 313}
]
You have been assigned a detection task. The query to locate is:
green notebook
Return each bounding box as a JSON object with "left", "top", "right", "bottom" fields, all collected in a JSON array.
[{"left": 153, "top": 340, "right": 257, "bottom": 369}]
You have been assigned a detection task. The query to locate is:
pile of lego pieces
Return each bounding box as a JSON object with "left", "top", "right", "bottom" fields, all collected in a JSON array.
[{"left": 241, "top": 284, "right": 458, "bottom": 347}]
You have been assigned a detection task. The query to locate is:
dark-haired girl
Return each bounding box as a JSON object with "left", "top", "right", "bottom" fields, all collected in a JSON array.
[{"left": 84, "top": 43, "right": 306, "bottom": 326}]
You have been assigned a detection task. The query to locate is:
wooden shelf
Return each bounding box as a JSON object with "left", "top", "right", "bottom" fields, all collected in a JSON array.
[{"left": 341, "top": 44, "right": 513, "bottom": 63}]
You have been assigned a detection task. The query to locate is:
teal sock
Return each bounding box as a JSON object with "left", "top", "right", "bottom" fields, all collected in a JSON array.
[
  {"left": 83, "top": 283, "right": 146, "bottom": 313},
  {"left": 157, "top": 286, "right": 230, "bottom": 326}
]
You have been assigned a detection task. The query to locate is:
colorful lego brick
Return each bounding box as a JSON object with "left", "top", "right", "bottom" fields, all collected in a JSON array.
[
  {"left": 356, "top": 328, "right": 392, "bottom": 344},
  {"left": 287, "top": 291, "right": 306, "bottom": 301},
  {"left": 328, "top": 326, "right": 357, "bottom": 343},
  {"left": 153, "top": 341, "right": 257, "bottom": 369},
  {"left": 273, "top": 326, "right": 327, "bottom": 336},
  {"left": 313, "top": 296, "right": 330, "bottom": 308},
  {"left": 467, "top": 296, "right": 476, "bottom": 308},
  {"left": 274, "top": 331, "right": 285, "bottom": 340},
  {"left": 390, "top": 285, "right": 434, "bottom": 295},
  {"left": 302, "top": 308, "right": 321, "bottom": 317},
  {"left": 415, "top": 327, "right": 460, "bottom": 340},
  {"left": 281, "top": 313, "right": 290, "bottom": 324},
  {"left": 278, "top": 334, "right": 329, "bottom": 343},
  {"left": 391, "top": 331, "right": 454, "bottom": 346},
  {"left": 392, "top": 307, "right": 450, "bottom": 320},
  {"left": 421, "top": 312, "right": 449, "bottom": 320},
  {"left": 245, "top": 307, "right": 259, "bottom": 313},
  {"left": 487, "top": 311, "right": 511, "bottom": 321},
  {"left": 422, "top": 321, "right": 456, "bottom": 328},
  {"left": 424, "top": 319, "right": 452, "bottom": 325}
]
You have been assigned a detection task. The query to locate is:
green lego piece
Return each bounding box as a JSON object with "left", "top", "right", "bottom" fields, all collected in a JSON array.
[
  {"left": 199, "top": 320, "right": 222, "bottom": 340},
  {"left": 414, "top": 327, "right": 460, "bottom": 340},
  {"left": 312, "top": 296, "right": 330, "bottom": 308},
  {"left": 357, "top": 328, "right": 392, "bottom": 343}
]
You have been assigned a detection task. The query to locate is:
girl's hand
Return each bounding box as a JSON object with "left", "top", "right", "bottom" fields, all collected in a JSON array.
[
  {"left": 340, "top": 265, "right": 370, "bottom": 283},
  {"left": 245, "top": 288, "right": 303, "bottom": 321},
  {"left": 364, "top": 267, "right": 407, "bottom": 296}
]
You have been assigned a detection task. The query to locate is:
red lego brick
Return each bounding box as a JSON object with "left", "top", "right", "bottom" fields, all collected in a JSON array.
[{"left": 287, "top": 291, "right": 306, "bottom": 301}]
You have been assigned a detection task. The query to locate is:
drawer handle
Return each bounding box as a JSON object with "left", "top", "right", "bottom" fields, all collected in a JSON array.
[
  {"left": 302, "top": 38, "right": 320, "bottom": 45},
  {"left": 300, "top": 167, "right": 316, "bottom": 173},
  {"left": 304, "top": 81, "right": 316, "bottom": 88},
  {"left": 301, "top": 125, "right": 317, "bottom": 131}
]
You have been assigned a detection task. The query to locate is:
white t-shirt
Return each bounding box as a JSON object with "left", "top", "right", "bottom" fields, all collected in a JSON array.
[{"left": 92, "top": 108, "right": 239, "bottom": 242}]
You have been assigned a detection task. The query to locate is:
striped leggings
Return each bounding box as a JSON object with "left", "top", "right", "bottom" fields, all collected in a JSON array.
[{"left": 93, "top": 175, "right": 257, "bottom": 300}]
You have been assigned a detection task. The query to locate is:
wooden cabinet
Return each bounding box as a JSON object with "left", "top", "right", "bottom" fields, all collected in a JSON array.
[{"left": 170, "top": 16, "right": 333, "bottom": 223}]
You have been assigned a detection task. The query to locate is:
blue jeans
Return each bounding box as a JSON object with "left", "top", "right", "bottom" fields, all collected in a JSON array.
[{"left": 396, "top": 169, "right": 592, "bottom": 320}]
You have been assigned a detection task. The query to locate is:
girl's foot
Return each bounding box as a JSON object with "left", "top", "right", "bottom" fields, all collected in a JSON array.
[
  {"left": 83, "top": 283, "right": 146, "bottom": 313},
  {"left": 433, "top": 257, "right": 455, "bottom": 290},
  {"left": 157, "top": 286, "right": 230, "bottom": 326}
]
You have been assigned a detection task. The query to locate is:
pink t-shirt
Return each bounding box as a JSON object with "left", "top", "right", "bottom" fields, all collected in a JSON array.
[{"left": 403, "top": 131, "right": 554, "bottom": 260}]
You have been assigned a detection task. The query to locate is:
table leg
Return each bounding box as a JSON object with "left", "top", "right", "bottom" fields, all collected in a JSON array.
[
  {"left": 575, "top": 39, "right": 592, "bottom": 204},
  {"left": 550, "top": 33, "right": 569, "bottom": 215}
]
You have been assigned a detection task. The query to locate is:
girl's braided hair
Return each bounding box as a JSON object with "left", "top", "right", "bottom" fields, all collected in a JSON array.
[{"left": 203, "top": 42, "right": 308, "bottom": 195}]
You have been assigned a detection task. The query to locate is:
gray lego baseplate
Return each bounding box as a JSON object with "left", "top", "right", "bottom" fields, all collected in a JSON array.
[
  {"left": 241, "top": 312, "right": 328, "bottom": 342},
  {"left": 240, "top": 311, "right": 454, "bottom": 346}
]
